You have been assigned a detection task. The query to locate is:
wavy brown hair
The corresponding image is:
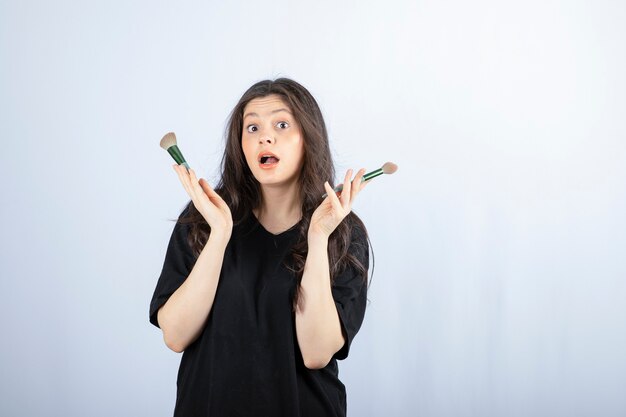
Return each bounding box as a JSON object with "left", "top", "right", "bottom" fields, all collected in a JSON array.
[{"left": 175, "top": 78, "right": 371, "bottom": 307}]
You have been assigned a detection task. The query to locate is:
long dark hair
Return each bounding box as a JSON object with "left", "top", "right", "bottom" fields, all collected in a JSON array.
[{"left": 176, "top": 78, "right": 371, "bottom": 307}]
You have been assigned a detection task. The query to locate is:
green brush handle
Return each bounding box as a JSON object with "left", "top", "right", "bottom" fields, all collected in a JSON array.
[
  {"left": 322, "top": 167, "right": 384, "bottom": 198},
  {"left": 362, "top": 167, "right": 384, "bottom": 182},
  {"left": 167, "top": 145, "right": 190, "bottom": 170}
]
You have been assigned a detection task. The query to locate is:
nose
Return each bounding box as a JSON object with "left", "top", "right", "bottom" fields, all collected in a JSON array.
[{"left": 258, "top": 134, "right": 274, "bottom": 144}]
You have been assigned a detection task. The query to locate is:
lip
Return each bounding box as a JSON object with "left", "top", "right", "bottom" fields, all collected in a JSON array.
[
  {"left": 257, "top": 151, "right": 281, "bottom": 170},
  {"left": 257, "top": 151, "right": 280, "bottom": 162}
]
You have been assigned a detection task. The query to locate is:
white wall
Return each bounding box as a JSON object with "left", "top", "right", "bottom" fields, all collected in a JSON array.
[{"left": 1, "top": 0, "right": 625, "bottom": 416}]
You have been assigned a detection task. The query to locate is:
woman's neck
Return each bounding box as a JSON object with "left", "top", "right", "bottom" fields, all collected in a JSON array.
[{"left": 253, "top": 182, "right": 302, "bottom": 234}]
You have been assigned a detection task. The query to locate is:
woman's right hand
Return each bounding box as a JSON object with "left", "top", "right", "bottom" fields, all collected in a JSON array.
[{"left": 173, "top": 164, "right": 233, "bottom": 237}]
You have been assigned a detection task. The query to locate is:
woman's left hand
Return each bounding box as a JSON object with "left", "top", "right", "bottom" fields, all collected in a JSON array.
[{"left": 309, "top": 168, "right": 368, "bottom": 239}]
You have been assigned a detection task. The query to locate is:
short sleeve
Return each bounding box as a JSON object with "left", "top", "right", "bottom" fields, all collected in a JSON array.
[
  {"left": 149, "top": 211, "right": 196, "bottom": 329},
  {"left": 332, "top": 225, "right": 369, "bottom": 360}
]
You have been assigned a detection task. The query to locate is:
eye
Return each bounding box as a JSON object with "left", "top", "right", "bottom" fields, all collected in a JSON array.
[
  {"left": 277, "top": 121, "right": 289, "bottom": 129},
  {"left": 246, "top": 124, "right": 258, "bottom": 133}
]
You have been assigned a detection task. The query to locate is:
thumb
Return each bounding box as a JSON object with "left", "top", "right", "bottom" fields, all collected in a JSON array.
[
  {"left": 199, "top": 178, "right": 217, "bottom": 196},
  {"left": 200, "top": 179, "right": 227, "bottom": 208}
]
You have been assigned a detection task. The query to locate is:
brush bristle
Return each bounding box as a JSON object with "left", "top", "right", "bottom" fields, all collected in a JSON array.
[
  {"left": 382, "top": 161, "right": 398, "bottom": 175},
  {"left": 160, "top": 132, "right": 177, "bottom": 150}
]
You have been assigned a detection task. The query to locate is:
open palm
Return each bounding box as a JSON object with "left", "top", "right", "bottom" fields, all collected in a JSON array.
[
  {"left": 173, "top": 165, "right": 233, "bottom": 234},
  {"left": 309, "top": 168, "right": 368, "bottom": 238}
]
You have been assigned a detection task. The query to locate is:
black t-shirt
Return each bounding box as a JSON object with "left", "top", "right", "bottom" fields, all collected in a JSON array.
[{"left": 149, "top": 210, "right": 369, "bottom": 417}]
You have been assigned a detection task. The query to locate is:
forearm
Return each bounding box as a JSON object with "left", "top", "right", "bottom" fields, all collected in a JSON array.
[
  {"left": 295, "top": 233, "right": 345, "bottom": 369},
  {"left": 158, "top": 230, "right": 230, "bottom": 352}
]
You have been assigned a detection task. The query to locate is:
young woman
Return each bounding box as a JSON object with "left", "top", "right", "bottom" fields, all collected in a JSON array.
[{"left": 149, "top": 78, "right": 371, "bottom": 416}]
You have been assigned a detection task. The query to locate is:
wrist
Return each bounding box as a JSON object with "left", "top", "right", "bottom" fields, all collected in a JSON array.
[
  {"left": 210, "top": 226, "right": 232, "bottom": 243},
  {"left": 307, "top": 230, "right": 329, "bottom": 246}
]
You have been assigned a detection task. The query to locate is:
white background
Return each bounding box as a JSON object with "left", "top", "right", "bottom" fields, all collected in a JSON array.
[{"left": 1, "top": 0, "right": 625, "bottom": 416}]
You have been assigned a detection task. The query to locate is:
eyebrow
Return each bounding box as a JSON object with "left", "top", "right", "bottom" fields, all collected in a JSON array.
[{"left": 243, "top": 108, "right": 292, "bottom": 120}]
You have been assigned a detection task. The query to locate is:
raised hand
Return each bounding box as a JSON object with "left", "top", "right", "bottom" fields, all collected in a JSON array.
[
  {"left": 309, "top": 168, "right": 368, "bottom": 239},
  {"left": 172, "top": 165, "right": 233, "bottom": 236}
]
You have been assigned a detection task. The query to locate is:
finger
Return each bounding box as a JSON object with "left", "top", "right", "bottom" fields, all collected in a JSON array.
[
  {"left": 181, "top": 167, "right": 205, "bottom": 207},
  {"left": 198, "top": 178, "right": 214, "bottom": 194},
  {"left": 340, "top": 169, "right": 353, "bottom": 208},
  {"left": 351, "top": 168, "right": 366, "bottom": 201},
  {"left": 188, "top": 168, "right": 198, "bottom": 183},
  {"left": 187, "top": 168, "right": 204, "bottom": 199},
  {"left": 199, "top": 178, "right": 220, "bottom": 199},
  {"left": 324, "top": 181, "right": 343, "bottom": 213},
  {"left": 188, "top": 169, "right": 208, "bottom": 197},
  {"left": 173, "top": 164, "right": 192, "bottom": 195}
]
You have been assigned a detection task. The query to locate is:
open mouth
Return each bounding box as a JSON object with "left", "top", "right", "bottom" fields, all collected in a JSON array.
[{"left": 259, "top": 154, "right": 280, "bottom": 165}]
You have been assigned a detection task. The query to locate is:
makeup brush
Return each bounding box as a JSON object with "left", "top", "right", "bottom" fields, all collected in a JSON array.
[
  {"left": 160, "top": 132, "right": 190, "bottom": 170},
  {"left": 322, "top": 161, "right": 398, "bottom": 198}
]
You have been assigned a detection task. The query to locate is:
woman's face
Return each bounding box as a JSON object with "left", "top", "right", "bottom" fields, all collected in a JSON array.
[{"left": 241, "top": 94, "right": 305, "bottom": 190}]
